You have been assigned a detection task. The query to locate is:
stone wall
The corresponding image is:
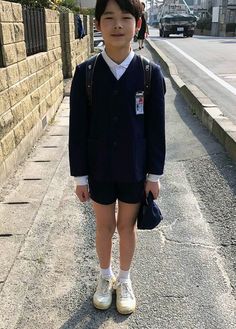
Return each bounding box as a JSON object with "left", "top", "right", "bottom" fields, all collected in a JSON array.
[
  {"left": 0, "top": 1, "right": 92, "bottom": 185},
  {"left": 61, "top": 13, "right": 91, "bottom": 78}
]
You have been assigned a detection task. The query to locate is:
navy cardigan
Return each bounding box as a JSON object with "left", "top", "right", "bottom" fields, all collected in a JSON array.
[{"left": 69, "top": 54, "right": 166, "bottom": 182}]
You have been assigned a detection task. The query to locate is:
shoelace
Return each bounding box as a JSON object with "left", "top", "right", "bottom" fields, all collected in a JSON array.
[
  {"left": 97, "top": 277, "right": 113, "bottom": 295},
  {"left": 116, "top": 281, "right": 134, "bottom": 300}
]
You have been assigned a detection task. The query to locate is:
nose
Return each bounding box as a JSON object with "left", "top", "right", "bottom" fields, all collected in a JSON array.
[{"left": 114, "top": 20, "right": 122, "bottom": 29}]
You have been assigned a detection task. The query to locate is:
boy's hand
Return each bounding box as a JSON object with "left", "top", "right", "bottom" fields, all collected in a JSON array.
[
  {"left": 75, "top": 185, "right": 90, "bottom": 202},
  {"left": 145, "top": 180, "right": 160, "bottom": 199}
]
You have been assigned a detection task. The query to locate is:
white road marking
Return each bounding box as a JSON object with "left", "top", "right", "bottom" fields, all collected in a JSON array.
[{"left": 164, "top": 40, "right": 236, "bottom": 96}]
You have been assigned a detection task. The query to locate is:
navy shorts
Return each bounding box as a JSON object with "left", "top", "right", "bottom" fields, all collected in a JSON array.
[{"left": 88, "top": 178, "right": 145, "bottom": 205}]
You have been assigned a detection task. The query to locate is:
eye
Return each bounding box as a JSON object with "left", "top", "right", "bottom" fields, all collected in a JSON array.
[
  {"left": 105, "top": 16, "right": 113, "bottom": 20},
  {"left": 123, "top": 16, "right": 132, "bottom": 19}
]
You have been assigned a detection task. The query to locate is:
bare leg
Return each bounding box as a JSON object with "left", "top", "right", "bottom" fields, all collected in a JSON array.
[
  {"left": 92, "top": 201, "right": 116, "bottom": 269},
  {"left": 117, "top": 201, "right": 140, "bottom": 271}
]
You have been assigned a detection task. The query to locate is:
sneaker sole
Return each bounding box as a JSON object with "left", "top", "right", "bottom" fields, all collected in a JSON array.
[
  {"left": 93, "top": 298, "right": 112, "bottom": 310},
  {"left": 116, "top": 304, "right": 136, "bottom": 315}
]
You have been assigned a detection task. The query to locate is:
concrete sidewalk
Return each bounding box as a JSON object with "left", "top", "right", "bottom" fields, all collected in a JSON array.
[{"left": 0, "top": 49, "right": 236, "bottom": 328}]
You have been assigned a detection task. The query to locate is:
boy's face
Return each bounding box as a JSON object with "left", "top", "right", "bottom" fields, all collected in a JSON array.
[{"left": 96, "top": 0, "right": 137, "bottom": 50}]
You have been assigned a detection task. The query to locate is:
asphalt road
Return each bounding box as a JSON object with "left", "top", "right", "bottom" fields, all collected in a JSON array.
[
  {"left": 0, "top": 46, "right": 236, "bottom": 328},
  {"left": 148, "top": 27, "right": 236, "bottom": 125}
]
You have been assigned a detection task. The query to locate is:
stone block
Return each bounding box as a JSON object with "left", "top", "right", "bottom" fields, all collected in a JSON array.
[
  {"left": 52, "top": 10, "right": 60, "bottom": 23},
  {"left": 0, "top": 89, "right": 11, "bottom": 116},
  {"left": 45, "top": 93, "right": 53, "bottom": 108},
  {"left": 46, "top": 23, "right": 53, "bottom": 38},
  {"left": 2, "top": 44, "right": 17, "bottom": 66},
  {"left": 11, "top": 102, "right": 24, "bottom": 124},
  {"left": 69, "top": 13, "right": 74, "bottom": 23},
  {"left": 15, "top": 41, "right": 26, "bottom": 61},
  {"left": 6, "top": 63, "right": 20, "bottom": 86},
  {"left": 39, "top": 100, "right": 47, "bottom": 118},
  {"left": 0, "top": 68, "right": 8, "bottom": 92},
  {"left": 13, "top": 23, "right": 24, "bottom": 42},
  {"left": 0, "top": 1, "right": 14, "bottom": 22},
  {"left": 45, "top": 8, "right": 59, "bottom": 23},
  {"left": 18, "top": 59, "right": 29, "bottom": 80},
  {"left": 51, "top": 88, "right": 58, "bottom": 104},
  {"left": 26, "top": 56, "right": 37, "bottom": 74},
  {"left": 51, "top": 22, "right": 59, "bottom": 37},
  {"left": 54, "top": 48, "right": 61, "bottom": 60},
  {"left": 23, "top": 109, "right": 39, "bottom": 134},
  {"left": 47, "top": 37, "right": 54, "bottom": 51},
  {"left": 38, "top": 81, "right": 51, "bottom": 101},
  {"left": 21, "top": 95, "right": 33, "bottom": 117},
  {"left": 14, "top": 121, "right": 25, "bottom": 145},
  {"left": 0, "top": 23, "right": 15, "bottom": 44},
  {"left": 0, "top": 130, "right": 15, "bottom": 158},
  {"left": 1, "top": 110, "right": 14, "bottom": 133},
  {"left": 36, "top": 53, "right": 49, "bottom": 71},
  {"left": 0, "top": 145, "right": 3, "bottom": 165},
  {"left": 12, "top": 2, "right": 23, "bottom": 22},
  {"left": 30, "top": 90, "right": 40, "bottom": 109},
  {"left": 54, "top": 36, "right": 61, "bottom": 48},
  {"left": 48, "top": 50, "right": 57, "bottom": 63},
  {"left": 27, "top": 73, "right": 38, "bottom": 95},
  {"left": 8, "top": 79, "right": 29, "bottom": 107},
  {"left": 0, "top": 110, "right": 14, "bottom": 136},
  {"left": 37, "top": 68, "right": 48, "bottom": 87},
  {"left": 56, "top": 70, "right": 63, "bottom": 85},
  {"left": 49, "top": 76, "right": 56, "bottom": 91}
]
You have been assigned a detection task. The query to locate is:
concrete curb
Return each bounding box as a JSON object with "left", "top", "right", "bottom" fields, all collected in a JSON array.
[{"left": 146, "top": 38, "right": 236, "bottom": 162}]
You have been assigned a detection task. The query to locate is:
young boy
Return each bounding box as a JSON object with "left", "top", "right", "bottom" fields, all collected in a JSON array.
[{"left": 69, "top": 0, "right": 166, "bottom": 315}]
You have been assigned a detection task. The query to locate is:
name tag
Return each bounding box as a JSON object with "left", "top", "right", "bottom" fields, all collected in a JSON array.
[{"left": 135, "top": 91, "right": 144, "bottom": 115}]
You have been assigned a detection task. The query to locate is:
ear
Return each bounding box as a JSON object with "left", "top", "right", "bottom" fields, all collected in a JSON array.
[{"left": 95, "top": 20, "right": 101, "bottom": 32}]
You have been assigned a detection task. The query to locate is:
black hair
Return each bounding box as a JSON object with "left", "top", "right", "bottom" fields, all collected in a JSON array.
[
  {"left": 141, "top": 2, "right": 145, "bottom": 7},
  {"left": 95, "top": 0, "right": 143, "bottom": 23}
]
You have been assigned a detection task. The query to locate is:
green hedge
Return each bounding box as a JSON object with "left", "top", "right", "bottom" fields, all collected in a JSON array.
[{"left": 196, "top": 17, "right": 212, "bottom": 31}]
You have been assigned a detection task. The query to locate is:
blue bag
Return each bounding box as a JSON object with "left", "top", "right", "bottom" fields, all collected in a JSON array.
[{"left": 137, "top": 191, "right": 163, "bottom": 230}]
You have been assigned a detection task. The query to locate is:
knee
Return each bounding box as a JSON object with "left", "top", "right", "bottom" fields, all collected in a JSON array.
[
  {"left": 96, "top": 223, "right": 116, "bottom": 239},
  {"left": 117, "top": 222, "right": 136, "bottom": 236}
]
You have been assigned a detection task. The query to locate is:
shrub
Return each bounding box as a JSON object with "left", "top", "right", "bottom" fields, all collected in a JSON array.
[{"left": 196, "top": 17, "right": 212, "bottom": 31}]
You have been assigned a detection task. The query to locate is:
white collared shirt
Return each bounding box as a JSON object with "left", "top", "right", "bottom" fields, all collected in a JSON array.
[
  {"left": 101, "top": 49, "right": 135, "bottom": 80},
  {"left": 75, "top": 50, "right": 161, "bottom": 186}
]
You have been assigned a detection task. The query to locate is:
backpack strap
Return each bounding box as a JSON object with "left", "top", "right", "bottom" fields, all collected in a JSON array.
[
  {"left": 86, "top": 54, "right": 99, "bottom": 107},
  {"left": 86, "top": 53, "right": 152, "bottom": 107},
  {"left": 139, "top": 55, "right": 152, "bottom": 100}
]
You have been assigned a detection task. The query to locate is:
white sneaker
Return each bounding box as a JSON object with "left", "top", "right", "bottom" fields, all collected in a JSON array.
[
  {"left": 93, "top": 275, "right": 116, "bottom": 310},
  {"left": 115, "top": 279, "right": 136, "bottom": 314}
]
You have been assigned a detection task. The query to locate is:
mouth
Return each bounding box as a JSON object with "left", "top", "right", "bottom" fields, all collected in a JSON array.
[{"left": 111, "top": 34, "right": 124, "bottom": 37}]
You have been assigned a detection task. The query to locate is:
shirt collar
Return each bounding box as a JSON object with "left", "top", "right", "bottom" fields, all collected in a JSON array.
[{"left": 101, "top": 49, "right": 135, "bottom": 70}]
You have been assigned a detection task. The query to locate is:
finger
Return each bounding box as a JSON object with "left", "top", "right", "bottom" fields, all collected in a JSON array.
[{"left": 84, "top": 190, "right": 90, "bottom": 201}]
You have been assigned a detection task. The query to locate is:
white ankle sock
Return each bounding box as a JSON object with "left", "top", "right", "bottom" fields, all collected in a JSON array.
[
  {"left": 118, "top": 269, "right": 130, "bottom": 282},
  {"left": 100, "top": 266, "right": 114, "bottom": 278}
]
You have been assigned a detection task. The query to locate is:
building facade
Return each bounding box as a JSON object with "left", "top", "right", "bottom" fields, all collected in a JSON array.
[{"left": 76, "top": 0, "right": 96, "bottom": 8}]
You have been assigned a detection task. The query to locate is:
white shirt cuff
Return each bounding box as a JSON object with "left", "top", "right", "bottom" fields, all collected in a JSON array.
[
  {"left": 146, "top": 174, "right": 162, "bottom": 182},
  {"left": 74, "top": 176, "right": 88, "bottom": 186}
]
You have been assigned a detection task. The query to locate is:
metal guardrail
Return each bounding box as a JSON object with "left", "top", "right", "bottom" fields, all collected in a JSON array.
[{"left": 22, "top": 6, "right": 46, "bottom": 56}]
